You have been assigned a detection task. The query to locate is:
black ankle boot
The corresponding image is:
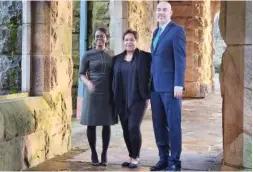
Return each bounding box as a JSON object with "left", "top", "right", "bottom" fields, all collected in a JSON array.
[
  {"left": 91, "top": 152, "right": 99, "bottom": 166},
  {"left": 100, "top": 152, "right": 107, "bottom": 166}
]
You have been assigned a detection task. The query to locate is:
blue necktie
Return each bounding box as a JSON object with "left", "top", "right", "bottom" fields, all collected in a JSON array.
[{"left": 153, "top": 28, "right": 162, "bottom": 50}]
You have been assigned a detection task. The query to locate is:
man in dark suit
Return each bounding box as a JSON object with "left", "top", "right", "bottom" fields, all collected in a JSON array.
[{"left": 150, "top": 1, "right": 186, "bottom": 171}]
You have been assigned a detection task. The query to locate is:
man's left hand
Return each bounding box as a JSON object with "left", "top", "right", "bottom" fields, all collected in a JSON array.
[{"left": 174, "top": 86, "right": 183, "bottom": 98}]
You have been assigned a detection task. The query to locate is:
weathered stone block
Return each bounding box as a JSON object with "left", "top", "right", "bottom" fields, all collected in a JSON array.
[
  {"left": 0, "top": 27, "right": 8, "bottom": 53},
  {"left": 0, "top": 137, "right": 24, "bottom": 170},
  {"left": 0, "top": 101, "right": 35, "bottom": 141},
  {"left": 244, "top": 88, "right": 252, "bottom": 135},
  {"left": 172, "top": 4, "right": 193, "bottom": 17},
  {"left": 185, "top": 67, "right": 202, "bottom": 82},
  {"left": 184, "top": 82, "right": 201, "bottom": 97},
  {"left": 23, "top": 131, "right": 47, "bottom": 168},
  {"left": 0, "top": 113, "right": 4, "bottom": 141},
  {"left": 172, "top": 17, "right": 187, "bottom": 27},
  {"left": 225, "top": 1, "right": 247, "bottom": 44},
  {"left": 245, "top": 1, "right": 252, "bottom": 44},
  {"left": 224, "top": 133, "right": 243, "bottom": 167},
  {"left": 46, "top": 127, "right": 71, "bottom": 159},
  {"left": 243, "top": 133, "right": 252, "bottom": 168},
  {"left": 186, "top": 17, "right": 205, "bottom": 29},
  {"left": 0, "top": 1, "right": 22, "bottom": 25},
  {"left": 32, "top": 24, "right": 50, "bottom": 56},
  {"left": 31, "top": 1, "right": 50, "bottom": 24},
  {"left": 186, "top": 53, "right": 199, "bottom": 68},
  {"left": 244, "top": 45, "right": 252, "bottom": 89}
]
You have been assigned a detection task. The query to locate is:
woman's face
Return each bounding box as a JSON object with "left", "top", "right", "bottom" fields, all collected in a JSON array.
[
  {"left": 94, "top": 30, "right": 107, "bottom": 48},
  {"left": 124, "top": 33, "right": 137, "bottom": 52}
]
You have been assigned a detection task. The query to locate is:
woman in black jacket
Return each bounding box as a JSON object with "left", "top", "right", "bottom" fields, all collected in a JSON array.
[{"left": 112, "top": 29, "right": 151, "bottom": 168}]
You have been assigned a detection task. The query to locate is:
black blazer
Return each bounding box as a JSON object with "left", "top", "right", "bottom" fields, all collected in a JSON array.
[{"left": 112, "top": 48, "right": 151, "bottom": 113}]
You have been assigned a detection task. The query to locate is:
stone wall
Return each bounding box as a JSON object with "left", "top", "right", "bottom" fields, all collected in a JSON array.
[
  {"left": 0, "top": 1, "right": 73, "bottom": 170},
  {"left": 0, "top": 1, "right": 22, "bottom": 95},
  {"left": 219, "top": 1, "right": 252, "bottom": 170},
  {"left": 128, "top": 1, "right": 155, "bottom": 52}
]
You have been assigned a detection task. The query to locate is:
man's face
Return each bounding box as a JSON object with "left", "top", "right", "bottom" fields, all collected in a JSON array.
[{"left": 156, "top": 2, "right": 172, "bottom": 25}]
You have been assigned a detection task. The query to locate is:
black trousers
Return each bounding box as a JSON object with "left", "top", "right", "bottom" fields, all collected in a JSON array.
[{"left": 119, "top": 100, "right": 146, "bottom": 159}]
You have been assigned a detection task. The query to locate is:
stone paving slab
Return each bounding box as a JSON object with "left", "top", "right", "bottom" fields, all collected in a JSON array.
[
  {"left": 68, "top": 148, "right": 220, "bottom": 171},
  {"left": 28, "top": 88, "right": 223, "bottom": 171}
]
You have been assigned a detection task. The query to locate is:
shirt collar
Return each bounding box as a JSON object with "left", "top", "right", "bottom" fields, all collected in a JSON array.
[{"left": 159, "top": 20, "right": 171, "bottom": 31}]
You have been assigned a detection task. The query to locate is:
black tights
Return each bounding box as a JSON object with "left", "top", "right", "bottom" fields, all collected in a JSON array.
[
  {"left": 120, "top": 100, "right": 146, "bottom": 159},
  {"left": 87, "top": 126, "right": 110, "bottom": 162}
]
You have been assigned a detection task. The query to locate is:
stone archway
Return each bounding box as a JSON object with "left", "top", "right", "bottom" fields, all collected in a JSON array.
[{"left": 109, "top": 0, "right": 252, "bottom": 170}]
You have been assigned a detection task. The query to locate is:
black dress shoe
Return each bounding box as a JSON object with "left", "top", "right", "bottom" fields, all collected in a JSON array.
[
  {"left": 129, "top": 161, "right": 140, "bottom": 168},
  {"left": 121, "top": 162, "right": 130, "bottom": 167},
  {"left": 165, "top": 165, "right": 181, "bottom": 171},
  {"left": 91, "top": 152, "right": 99, "bottom": 166},
  {"left": 150, "top": 162, "right": 168, "bottom": 171}
]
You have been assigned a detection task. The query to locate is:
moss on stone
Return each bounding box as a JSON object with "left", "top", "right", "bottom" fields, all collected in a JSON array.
[
  {"left": 7, "top": 16, "right": 19, "bottom": 59},
  {"left": 6, "top": 66, "right": 21, "bottom": 94}
]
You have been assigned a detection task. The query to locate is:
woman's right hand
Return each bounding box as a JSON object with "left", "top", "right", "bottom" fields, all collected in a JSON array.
[{"left": 86, "top": 80, "right": 95, "bottom": 93}]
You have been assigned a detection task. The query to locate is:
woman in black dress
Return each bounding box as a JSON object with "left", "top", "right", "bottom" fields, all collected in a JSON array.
[
  {"left": 79, "top": 28, "right": 117, "bottom": 166},
  {"left": 112, "top": 29, "right": 151, "bottom": 168}
]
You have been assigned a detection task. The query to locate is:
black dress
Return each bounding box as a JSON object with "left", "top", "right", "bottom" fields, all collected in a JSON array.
[{"left": 79, "top": 49, "right": 118, "bottom": 126}]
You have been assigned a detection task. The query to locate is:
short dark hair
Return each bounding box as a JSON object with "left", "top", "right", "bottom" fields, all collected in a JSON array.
[
  {"left": 122, "top": 29, "right": 139, "bottom": 41},
  {"left": 94, "top": 27, "right": 110, "bottom": 39}
]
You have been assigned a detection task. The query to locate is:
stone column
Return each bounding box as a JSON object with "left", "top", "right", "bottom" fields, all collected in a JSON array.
[
  {"left": 109, "top": 0, "right": 128, "bottom": 55},
  {"left": 21, "top": 0, "right": 31, "bottom": 92},
  {"left": 128, "top": 1, "right": 155, "bottom": 52},
  {"left": 219, "top": 1, "right": 252, "bottom": 170},
  {"left": 171, "top": 1, "right": 213, "bottom": 98},
  {"left": 30, "top": 1, "right": 50, "bottom": 96}
]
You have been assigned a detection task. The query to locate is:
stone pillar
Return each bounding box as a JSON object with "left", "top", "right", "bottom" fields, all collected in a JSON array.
[
  {"left": 171, "top": 1, "right": 213, "bottom": 98},
  {"left": 219, "top": 1, "right": 252, "bottom": 170},
  {"left": 21, "top": 0, "right": 31, "bottom": 92},
  {"left": 30, "top": 1, "right": 50, "bottom": 96},
  {"left": 128, "top": 1, "right": 155, "bottom": 52},
  {"left": 30, "top": 0, "right": 73, "bottom": 158},
  {"left": 109, "top": 0, "right": 128, "bottom": 55}
]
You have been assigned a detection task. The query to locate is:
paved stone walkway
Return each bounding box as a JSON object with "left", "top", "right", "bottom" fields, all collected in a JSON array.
[{"left": 28, "top": 87, "right": 223, "bottom": 171}]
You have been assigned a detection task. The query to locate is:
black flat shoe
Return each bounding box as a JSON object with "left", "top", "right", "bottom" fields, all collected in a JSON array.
[
  {"left": 100, "top": 153, "right": 107, "bottom": 166},
  {"left": 121, "top": 162, "right": 130, "bottom": 167},
  {"left": 129, "top": 161, "right": 140, "bottom": 168},
  {"left": 100, "top": 162, "right": 107, "bottom": 166},
  {"left": 92, "top": 162, "right": 100, "bottom": 166},
  {"left": 91, "top": 152, "right": 99, "bottom": 166}
]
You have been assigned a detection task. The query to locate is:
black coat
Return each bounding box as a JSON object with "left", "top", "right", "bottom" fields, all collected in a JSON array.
[{"left": 112, "top": 48, "right": 151, "bottom": 114}]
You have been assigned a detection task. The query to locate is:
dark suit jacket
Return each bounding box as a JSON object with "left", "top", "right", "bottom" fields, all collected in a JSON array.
[
  {"left": 112, "top": 48, "right": 151, "bottom": 113},
  {"left": 151, "top": 22, "right": 186, "bottom": 92}
]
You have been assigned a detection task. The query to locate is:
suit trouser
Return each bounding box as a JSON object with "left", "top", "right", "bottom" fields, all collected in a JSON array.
[
  {"left": 119, "top": 100, "right": 146, "bottom": 159},
  {"left": 151, "top": 91, "right": 182, "bottom": 167}
]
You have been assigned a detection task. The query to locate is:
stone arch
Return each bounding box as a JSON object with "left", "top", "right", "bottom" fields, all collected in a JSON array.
[{"left": 109, "top": 0, "right": 252, "bottom": 170}]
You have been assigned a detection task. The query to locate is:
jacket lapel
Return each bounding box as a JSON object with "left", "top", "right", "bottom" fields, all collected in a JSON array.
[{"left": 153, "top": 22, "right": 174, "bottom": 54}]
